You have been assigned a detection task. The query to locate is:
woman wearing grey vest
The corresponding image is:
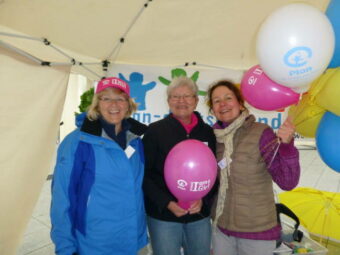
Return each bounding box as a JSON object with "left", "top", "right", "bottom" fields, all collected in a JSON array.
[{"left": 206, "top": 80, "right": 300, "bottom": 255}]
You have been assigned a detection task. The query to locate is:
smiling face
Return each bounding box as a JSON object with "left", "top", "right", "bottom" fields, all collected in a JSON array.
[
  {"left": 168, "top": 85, "right": 198, "bottom": 123},
  {"left": 211, "top": 85, "right": 243, "bottom": 124},
  {"left": 98, "top": 88, "right": 129, "bottom": 126}
]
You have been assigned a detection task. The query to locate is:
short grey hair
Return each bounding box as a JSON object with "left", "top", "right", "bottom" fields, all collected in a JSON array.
[{"left": 166, "top": 76, "right": 199, "bottom": 99}]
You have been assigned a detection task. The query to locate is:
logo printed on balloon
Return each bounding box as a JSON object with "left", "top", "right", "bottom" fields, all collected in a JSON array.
[
  {"left": 190, "top": 180, "right": 211, "bottom": 192},
  {"left": 247, "top": 67, "right": 263, "bottom": 85},
  {"left": 177, "top": 179, "right": 211, "bottom": 191},
  {"left": 284, "top": 46, "right": 312, "bottom": 68},
  {"left": 177, "top": 179, "right": 188, "bottom": 190},
  {"left": 284, "top": 47, "right": 314, "bottom": 78},
  {"left": 247, "top": 76, "right": 257, "bottom": 85},
  {"left": 164, "top": 139, "right": 217, "bottom": 209}
]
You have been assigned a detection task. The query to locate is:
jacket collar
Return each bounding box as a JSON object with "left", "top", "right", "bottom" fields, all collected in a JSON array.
[{"left": 80, "top": 116, "right": 148, "bottom": 137}]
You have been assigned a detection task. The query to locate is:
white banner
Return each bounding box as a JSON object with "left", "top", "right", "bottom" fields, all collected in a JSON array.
[{"left": 108, "top": 64, "right": 314, "bottom": 147}]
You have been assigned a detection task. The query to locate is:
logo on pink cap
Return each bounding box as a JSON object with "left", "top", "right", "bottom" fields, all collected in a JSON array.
[{"left": 96, "top": 77, "right": 130, "bottom": 96}]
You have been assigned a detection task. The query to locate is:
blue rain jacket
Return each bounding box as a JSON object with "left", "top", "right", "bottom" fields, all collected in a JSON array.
[{"left": 51, "top": 115, "right": 148, "bottom": 255}]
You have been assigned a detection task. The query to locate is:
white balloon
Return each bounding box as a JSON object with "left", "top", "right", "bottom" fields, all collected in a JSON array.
[
  {"left": 291, "top": 85, "right": 310, "bottom": 94},
  {"left": 256, "top": 3, "right": 335, "bottom": 88}
]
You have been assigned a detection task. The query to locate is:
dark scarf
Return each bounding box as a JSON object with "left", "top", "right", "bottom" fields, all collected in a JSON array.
[{"left": 99, "top": 117, "right": 130, "bottom": 149}]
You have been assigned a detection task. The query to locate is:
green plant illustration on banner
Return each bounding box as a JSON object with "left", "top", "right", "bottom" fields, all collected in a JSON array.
[
  {"left": 76, "top": 68, "right": 207, "bottom": 116},
  {"left": 75, "top": 87, "right": 94, "bottom": 115},
  {"left": 158, "top": 68, "right": 206, "bottom": 96}
]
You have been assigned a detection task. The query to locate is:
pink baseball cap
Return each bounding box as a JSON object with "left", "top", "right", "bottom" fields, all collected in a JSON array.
[{"left": 95, "top": 77, "right": 130, "bottom": 96}]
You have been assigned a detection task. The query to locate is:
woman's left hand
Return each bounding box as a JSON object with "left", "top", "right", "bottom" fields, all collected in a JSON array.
[
  {"left": 188, "top": 199, "right": 202, "bottom": 214},
  {"left": 277, "top": 116, "right": 295, "bottom": 144}
]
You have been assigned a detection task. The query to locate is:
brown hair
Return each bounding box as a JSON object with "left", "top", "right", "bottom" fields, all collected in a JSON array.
[{"left": 206, "top": 80, "right": 246, "bottom": 113}]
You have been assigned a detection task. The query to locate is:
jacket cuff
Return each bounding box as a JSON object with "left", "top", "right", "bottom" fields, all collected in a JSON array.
[{"left": 279, "top": 139, "right": 298, "bottom": 157}]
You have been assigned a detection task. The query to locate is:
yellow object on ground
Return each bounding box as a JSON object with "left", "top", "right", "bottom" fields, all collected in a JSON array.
[
  {"left": 311, "top": 234, "right": 340, "bottom": 255},
  {"left": 279, "top": 187, "right": 340, "bottom": 242},
  {"left": 296, "top": 247, "right": 308, "bottom": 253}
]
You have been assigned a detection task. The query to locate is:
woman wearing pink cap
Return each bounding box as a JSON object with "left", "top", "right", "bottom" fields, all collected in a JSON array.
[{"left": 50, "top": 77, "right": 148, "bottom": 255}]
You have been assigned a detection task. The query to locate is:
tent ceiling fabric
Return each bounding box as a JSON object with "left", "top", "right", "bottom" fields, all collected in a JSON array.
[{"left": 0, "top": 0, "right": 330, "bottom": 80}]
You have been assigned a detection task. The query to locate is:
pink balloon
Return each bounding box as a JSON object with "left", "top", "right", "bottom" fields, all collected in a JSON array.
[
  {"left": 241, "top": 65, "right": 300, "bottom": 111},
  {"left": 164, "top": 139, "right": 217, "bottom": 209}
]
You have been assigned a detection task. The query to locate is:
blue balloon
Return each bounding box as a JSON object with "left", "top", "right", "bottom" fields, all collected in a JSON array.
[
  {"left": 316, "top": 111, "right": 340, "bottom": 172},
  {"left": 326, "top": 0, "right": 340, "bottom": 68}
]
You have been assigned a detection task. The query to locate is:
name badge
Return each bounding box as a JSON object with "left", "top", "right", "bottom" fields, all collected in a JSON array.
[
  {"left": 125, "top": 145, "right": 135, "bottom": 158},
  {"left": 218, "top": 158, "right": 227, "bottom": 169}
]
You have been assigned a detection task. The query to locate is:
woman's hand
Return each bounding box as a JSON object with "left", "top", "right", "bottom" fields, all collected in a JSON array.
[
  {"left": 277, "top": 116, "right": 295, "bottom": 144},
  {"left": 188, "top": 199, "right": 202, "bottom": 215},
  {"left": 167, "top": 201, "right": 188, "bottom": 217}
]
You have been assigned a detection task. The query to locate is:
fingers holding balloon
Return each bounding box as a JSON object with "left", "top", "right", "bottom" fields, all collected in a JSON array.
[
  {"left": 167, "top": 201, "right": 188, "bottom": 217},
  {"left": 188, "top": 200, "right": 202, "bottom": 215},
  {"left": 277, "top": 117, "right": 296, "bottom": 144}
]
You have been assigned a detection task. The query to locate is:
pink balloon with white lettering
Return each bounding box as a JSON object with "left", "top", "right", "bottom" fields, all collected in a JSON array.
[
  {"left": 241, "top": 65, "right": 300, "bottom": 111},
  {"left": 164, "top": 139, "right": 217, "bottom": 209}
]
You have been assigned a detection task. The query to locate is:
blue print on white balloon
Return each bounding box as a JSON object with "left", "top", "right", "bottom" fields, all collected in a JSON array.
[{"left": 284, "top": 46, "right": 312, "bottom": 68}]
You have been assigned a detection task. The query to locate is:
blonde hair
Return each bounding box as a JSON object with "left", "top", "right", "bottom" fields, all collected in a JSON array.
[{"left": 87, "top": 88, "right": 137, "bottom": 120}]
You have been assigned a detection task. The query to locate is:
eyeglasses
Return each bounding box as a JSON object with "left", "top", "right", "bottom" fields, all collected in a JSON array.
[
  {"left": 99, "top": 96, "right": 127, "bottom": 104},
  {"left": 170, "top": 94, "right": 196, "bottom": 101}
]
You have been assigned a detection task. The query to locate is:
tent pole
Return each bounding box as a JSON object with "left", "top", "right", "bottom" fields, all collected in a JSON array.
[
  {"left": 0, "top": 32, "right": 42, "bottom": 42},
  {"left": 107, "top": 0, "right": 152, "bottom": 59},
  {"left": 0, "top": 40, "right": 42, "bottom": 64},
  {"left": 78, "top": 63, "right": 102, "bottom": 79},
  {"left": 76, "top": 62, "right": 102, "bottom": 65},
  {"left": 48, "top": 44, "right": 75, "bottom": 62},
  {"left": 49, "top": 62, "right": 72, "bottom": 66}
]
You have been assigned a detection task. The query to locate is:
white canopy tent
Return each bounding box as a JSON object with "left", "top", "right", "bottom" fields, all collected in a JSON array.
[
  {"left": 0, "top": 0, "right": 333, "bottom": 254},
  {"left": 0, "top": 0, "right": 330, "bottom": 80}
]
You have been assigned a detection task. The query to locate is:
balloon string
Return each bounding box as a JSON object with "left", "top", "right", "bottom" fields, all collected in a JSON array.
[
  {"left": 289, "top": 96, "right": 309, "bottom": 127},
  {"left": 260, "top": 138, "right": 278, "bottom": 155},
  {"left": 288, "top": 91, "right": 308, "bottom": 125},
  {"left": 267, "top": 138, "right": 281, "bottom": 169},
  {"left": 261, "top": 138, "right": 281, "bottom": 168}
]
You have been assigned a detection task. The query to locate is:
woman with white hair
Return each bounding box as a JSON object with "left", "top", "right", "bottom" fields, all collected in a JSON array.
[{"left": 143, "top": 76, "right": 217, "bottom": 255}]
